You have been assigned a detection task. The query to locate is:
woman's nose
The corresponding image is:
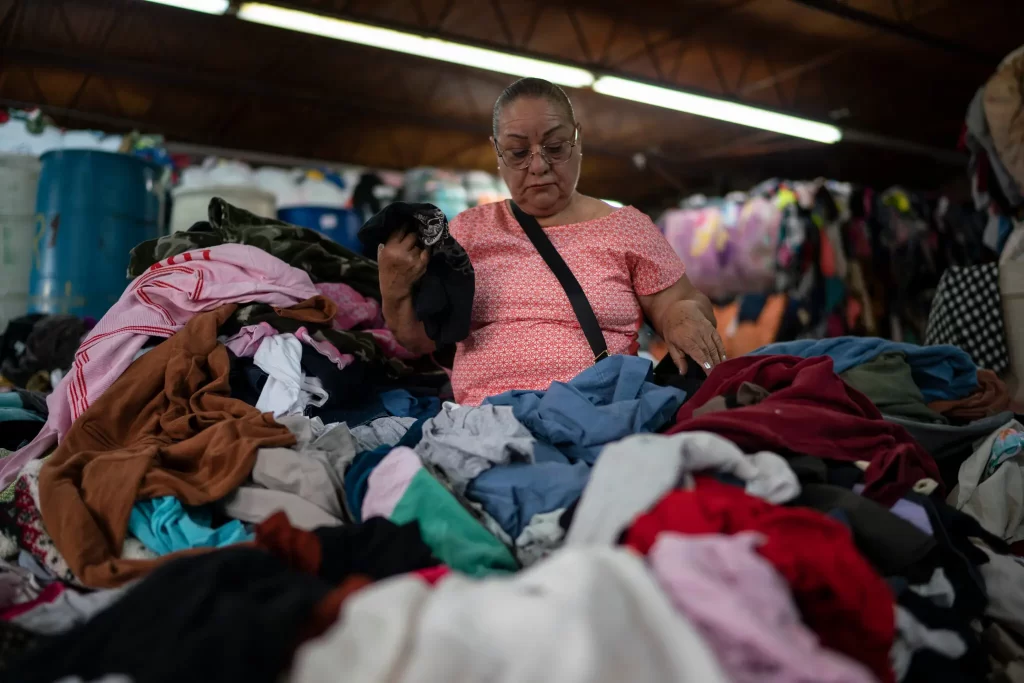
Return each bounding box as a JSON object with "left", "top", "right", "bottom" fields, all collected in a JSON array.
[{"left": 528, "top": 148, "right": 550, "bottom": 174}]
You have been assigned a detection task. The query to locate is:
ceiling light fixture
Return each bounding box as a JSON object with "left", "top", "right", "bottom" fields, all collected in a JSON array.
[
  {"left": 235, "top": 3, "right": 596, "bottom": 89},
  {"left": 142, "top": 0, "right": 230, "bottom": 15},
  {"left": 593, "top": 76, "right": 843, "bottom": 144}
]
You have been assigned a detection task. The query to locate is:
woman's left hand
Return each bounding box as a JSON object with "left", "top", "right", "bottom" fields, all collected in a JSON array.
[{"left": 661, "top": 299, "right": 727, "bottom": 375}]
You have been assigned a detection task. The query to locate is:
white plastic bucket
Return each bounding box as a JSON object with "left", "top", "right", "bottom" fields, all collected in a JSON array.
[
  {"left": 0, "top": 153, "right": 41, "bottom": 332},
  {"left": 170, "top": 185, "right": 276, "bottom": 234}
]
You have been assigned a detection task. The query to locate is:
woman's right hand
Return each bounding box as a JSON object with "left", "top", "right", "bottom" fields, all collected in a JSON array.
[{"left": 378, "top": 232, "right": 430, "bottom": 299}]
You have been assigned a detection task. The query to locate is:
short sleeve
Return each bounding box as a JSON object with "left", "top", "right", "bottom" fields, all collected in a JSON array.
[{"left": 624, "top": 209, "right": 686, "bottom": 296}]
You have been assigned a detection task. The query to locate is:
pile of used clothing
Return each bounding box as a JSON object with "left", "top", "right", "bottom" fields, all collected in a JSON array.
[
  {"left": 0, "top": 313, "right": 91, "bottom": 454},
  {"left": 1, "top": 198, "right": 1024, "bottom": 683}
]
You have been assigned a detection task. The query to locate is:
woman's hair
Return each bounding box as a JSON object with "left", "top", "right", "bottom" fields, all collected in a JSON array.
[{"left": 491, "top": 78, "right": 576, "bottom": 137}]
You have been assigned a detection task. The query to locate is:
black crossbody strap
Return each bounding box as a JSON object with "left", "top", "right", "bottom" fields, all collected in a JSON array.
[{"left": 509, "top": 201, "right": 609, "bottom": 362}]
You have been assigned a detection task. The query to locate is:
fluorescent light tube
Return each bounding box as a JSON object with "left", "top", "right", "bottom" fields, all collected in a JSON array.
[
  {"left": 236, "top": 3, "right": 595, "bottom": 89},
  {"left": 602, "top": 199, "right": 624, "bottom": 208},
  {"left": 143, "top": 0, "right": 230, "bottom": 14},
  {"left": 593, "top": 76, "right": 842, "bottom": 144}
]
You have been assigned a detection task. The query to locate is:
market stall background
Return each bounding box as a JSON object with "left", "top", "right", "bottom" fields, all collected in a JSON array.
[{"left": 1, "top": 0, "right": 1021, "bottom": 206}]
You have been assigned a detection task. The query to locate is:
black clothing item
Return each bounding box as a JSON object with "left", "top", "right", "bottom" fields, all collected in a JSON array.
[
  {"left": 314, "top": 517, "right": 438, "bottom": 584},
  {"left": 3, "top": 548, "right": 332, "bottom": 683},
  {"left": 0, "top": 314, "right": 45, "bottom": 366},
  {"left": 0, "top": 621, "right": 45, "bottom": 673},
  {"left": 14, "top": 391, "right": 48, "bottom": 418},
  {"left": 358, "top": 202, "right": 474, "bottom": 345},
  {"left": 737, "top": 294, "right": 768, "bottom": 323},
  {"left": 895, "top": 589, "right": 988, "bottom": 683},
  {"left": 652, "top": 354, "right": 705, "bottom": 401},
  {"left": 0, "top": 422, "right": 44, "bottom": 452},
  {"left": 905, "top": 492, "right": 1003, "bottom": 623},
  {"left": 226, "top": 351, "right": 266, "bottom": 408},
  {"left": 792, "top": 483, "right": 935, "bottom": 576},
  {"left": 352, "top": 172, "right": 385, "bottom": 226},
  {"left": 0, "top": 315, "right": 88, "bottom": 387}
]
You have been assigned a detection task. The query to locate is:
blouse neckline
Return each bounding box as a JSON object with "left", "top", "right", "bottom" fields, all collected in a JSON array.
[{"left": 501, "top": 199, "right": 632, "bottom": 231}]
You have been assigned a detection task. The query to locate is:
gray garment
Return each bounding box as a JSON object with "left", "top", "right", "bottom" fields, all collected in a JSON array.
[
  {"left": 352, "top": 416, "right": 417, "bottom": 453},
  {"left": 261, "top": 416, "right": 359, "bottom": 520},
  {"left": 415, "top": 404, "right": 535, "bottom": 494},
  {"left": 223, "top": 486, "right": 342, "bottom": 531},
  {"left": 18, "top": 551, "right": 55, "bottom": 583},
  {"left": 885, "top": 411, "right": 1015, "bottom": 461},
  {"left": 977, "top": 543, "right": 1024, "bottom": 639},
  {"left": 253, "top": 447, "right": 346, "bottom": 520},
  {"left": 567, "top": 432, "right": 800, "bottom": 547},
  {"left": 949, "top": 419, "right": 1024, "bottom": 543},
  {"left": 966, "top": 87, "right": 1024, "bottom": 208},
  {"left": 0, "top": 558, "right": 43, "bottom": 609},
  {"left": 515, "top": 508, "right": 565, "bottom": 567},
  {"left": 891, "top": 606, "right": 967, "bottom": 681},
  {"left": 910, "top": 568, "right": 955, "bottom": 609},
  {"left": 12, "top": 585, "right": 127, "bottom": 635}
]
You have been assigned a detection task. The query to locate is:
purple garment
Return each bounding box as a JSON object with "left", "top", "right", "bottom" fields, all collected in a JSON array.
[
  {"left": 649, "top": 532, "right": 876, "bottom": 683},
  {"left": 854, "top": 484, "right": 934, "bottom": 536},
  {"left": 888, "top": 499, "right": 934, "bottom": 536}
]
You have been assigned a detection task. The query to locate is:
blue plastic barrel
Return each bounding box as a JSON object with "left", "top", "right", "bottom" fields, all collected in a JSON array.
[
  {"left": 277, "top": 206, "right": 361, "bottom": 252},
  {"left": 29, "top": 150, "right": 165, "bottom": 319}
]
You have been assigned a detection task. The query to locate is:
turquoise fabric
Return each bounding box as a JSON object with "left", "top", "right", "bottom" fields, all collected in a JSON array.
[
  {"left": 0, "top": 393, "right": 43, "bottom": 423},
  {"left": 391, "top": 469, "right": 517, "bottom": 577},
  {"left": 128, "top": 496, "right": 252, "bottom": 556}
]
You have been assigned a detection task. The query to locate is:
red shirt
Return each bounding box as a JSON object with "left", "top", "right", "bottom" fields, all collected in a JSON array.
[{"left": 449, "top": 201, "right": 685, "bottom": 405}]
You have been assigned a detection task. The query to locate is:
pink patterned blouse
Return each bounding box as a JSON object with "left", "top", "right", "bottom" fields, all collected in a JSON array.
[{"left": 449, "top": 200, "right": 686, "bottom": 405}]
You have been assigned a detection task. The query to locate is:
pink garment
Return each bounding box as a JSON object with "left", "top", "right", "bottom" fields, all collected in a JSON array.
[
  {"left": 314, "top": 281, "right": 416, "bottom": 360},
  {"left": 361, "top": 447, "right": 423, "bottom": 521},
  {"left": 648, "top": 532, "right": 876, "bottom": 683},
  {"left": 365, "top": 329, "right": 417, "bottom": 360},
  {"left": 224, "top": 322, "right": 355, "bottom": 371},
  {"left": 450, "top": 201, "right": 685, "bottom": 406},
  {"left": 295, "top": 326, "right": 355, "bottom": 370},
  {"left": 223, "top": 322, "right": 278, "bottom": 357},
  {"left": 315, "top": 282, "right": 382, "bottom": 330},
  {"left": 1, "top": 244, "right": 319, "bottom": 489}
]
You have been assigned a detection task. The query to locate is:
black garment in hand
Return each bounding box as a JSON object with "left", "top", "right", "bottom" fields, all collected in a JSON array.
[
  {"left": 2, "top": 548, "right": 332, "bottom": 683},
  {"left": 358, "top": 202, "right": 474, "bottom": 345}
]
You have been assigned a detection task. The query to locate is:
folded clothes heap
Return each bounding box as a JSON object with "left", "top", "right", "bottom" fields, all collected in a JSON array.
[{"left": 0, "top": 199, "right": 1022, "bottom": 683}]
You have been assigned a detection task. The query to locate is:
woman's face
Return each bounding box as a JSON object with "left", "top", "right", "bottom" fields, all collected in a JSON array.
[{"left": 492, "top": 97, "right": 581, "bottom": 217}]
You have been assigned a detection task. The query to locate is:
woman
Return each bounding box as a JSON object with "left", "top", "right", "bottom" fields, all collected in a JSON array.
[{"left": 379, "top": 77, "right": 725, "bottom": 406}]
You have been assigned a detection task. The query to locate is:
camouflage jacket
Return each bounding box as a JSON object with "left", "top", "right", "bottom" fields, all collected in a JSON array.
[{"left": 128, "top": 198, "right": 380, "bottom": 298}]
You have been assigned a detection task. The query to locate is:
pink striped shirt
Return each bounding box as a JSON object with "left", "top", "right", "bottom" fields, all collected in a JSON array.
[{"left": 1, "top": 244, "right": 320, "bottom": 489}]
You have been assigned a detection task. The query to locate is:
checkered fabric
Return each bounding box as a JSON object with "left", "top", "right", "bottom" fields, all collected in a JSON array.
[{"left": 925, "top": 262, "right": 1010, "bottom": 374}]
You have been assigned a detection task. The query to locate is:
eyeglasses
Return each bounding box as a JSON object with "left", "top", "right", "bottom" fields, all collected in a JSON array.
[{"left": 495, "top": 127, "right": 579, "bottom": 170}]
